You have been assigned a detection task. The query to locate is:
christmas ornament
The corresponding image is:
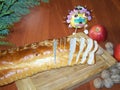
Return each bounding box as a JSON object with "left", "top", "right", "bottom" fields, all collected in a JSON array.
[{"left": 66, "top": 5, "right": 92, "bottom": 34}]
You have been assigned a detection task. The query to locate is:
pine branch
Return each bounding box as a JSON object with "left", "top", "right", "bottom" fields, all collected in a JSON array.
[
  {"left": 0, "top": 29, "right": 9, "bottom": 35},
  {"left": 4, "top": 0, "right": 16, "bottom": 11},
  {"left": 0, "top": 41, "right": 15, "bottom": 46},
  {"left": 0, "top": 0, "right": 49, "bottom": 46},
  {"left": 0, "top": 35, "right": 6, "bottom": 39},
  {"left": 41, "top": 0, "right": 49, "bottom": 3},
  {"left": 0, "top": 10, "right": 13, "bottom": 17},
  {"left": 0, "top": 2, "right": 4, "bottom": 11},
  {"left": 0, "top": 0, "right": 5, "bottom": 1}
]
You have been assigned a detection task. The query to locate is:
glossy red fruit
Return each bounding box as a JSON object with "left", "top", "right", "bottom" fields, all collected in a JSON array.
[
  {"left": 89, "top": 25, "right": 107, "bottom": 42},
  {"left": 114, "top": 44, "right": 120, "bottom": 62}
]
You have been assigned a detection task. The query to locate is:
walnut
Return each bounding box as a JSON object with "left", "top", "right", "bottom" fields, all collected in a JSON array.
[
  {"left": 94, "top": 62, "right": 120, "bottom": 89},
  {"left": 103, "top": 78, "right": 114, "bottom": 88},
  {"left": 96, "top": 47, "right": 103, "bottom": 55},
  {"left": 105, "top": 42, "right": 114, "bottom": 55},
  {"left": 111, "top": 74, "right": 120, "bottom": 83},
  {"left": 105, "top": 42, "right": 113, "bottom": 49},
  {"left": 110, "top": 68, "right": 120, "bottom": 75},
  {"left": 116, "top": 63, "right": 120, "bottom": 69},
  {"left": 109, "top": 65, "right": 117, "bottom": 70},
  {"left": 106, "top": 48, "right": 114, "bottom": 55},
  {"left": 93, "top": 78, "right": 104, "bottom": 88},
  {"left": 101, "top": 70, "right": 111, "bottom": 79}
]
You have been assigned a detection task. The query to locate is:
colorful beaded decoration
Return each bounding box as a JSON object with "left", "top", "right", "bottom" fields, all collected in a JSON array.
[{"left": 66, "top": 5, "right": 92, "bottom": 31}]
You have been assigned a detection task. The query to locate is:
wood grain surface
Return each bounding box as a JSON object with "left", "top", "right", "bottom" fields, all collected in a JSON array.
[
  {"left": 15, "top": 33, "right": 116, "bottom": 90},
  {"left": 0, "top": 0, "right": 120, "bottom": 90}
]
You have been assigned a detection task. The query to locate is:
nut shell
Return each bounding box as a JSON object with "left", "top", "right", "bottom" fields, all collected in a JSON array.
[
  {"left": 93, "top": 78, "right": 104, "bottom": 88},
  {"left": 101, "top": 70, "right": 110, "bottom": 79},
  {"left": 104, "top": 78, "right": 114, "bottom": 88}
]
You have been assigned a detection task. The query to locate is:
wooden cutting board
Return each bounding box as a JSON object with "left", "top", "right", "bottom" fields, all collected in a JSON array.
[{"left": 15, "top": 32, "right": 117, "bottom": 90}]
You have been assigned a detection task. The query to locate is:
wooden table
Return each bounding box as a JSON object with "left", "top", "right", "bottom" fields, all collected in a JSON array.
[{"left": 0, "top": 0, "right": 120, "bottom": 90}]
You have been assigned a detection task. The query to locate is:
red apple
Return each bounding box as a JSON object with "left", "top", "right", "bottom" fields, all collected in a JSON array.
[
  {"left": 114, "top": 44, "right": 120, "bottom": 62},
  {"left": 89, "top": 25, "right": 107, "bottom": 42}
]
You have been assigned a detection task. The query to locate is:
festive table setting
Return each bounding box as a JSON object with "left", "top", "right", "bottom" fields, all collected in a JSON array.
[{"left": 0, "top": 0, "right": 120, "bottom": 90}]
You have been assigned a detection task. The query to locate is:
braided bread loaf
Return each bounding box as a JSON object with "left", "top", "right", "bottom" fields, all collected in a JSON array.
[{"left": 0, "top": 33, "right": 98, "bottom": 86}]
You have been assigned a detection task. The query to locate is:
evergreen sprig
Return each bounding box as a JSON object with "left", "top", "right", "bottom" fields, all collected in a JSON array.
[{"left": 0, "top": 0, "right": 48, "bottom": 46}]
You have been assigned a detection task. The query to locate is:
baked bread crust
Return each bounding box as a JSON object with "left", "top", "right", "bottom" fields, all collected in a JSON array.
[{"left": 0, "top": 34, "right": 98, "bottom": 86}]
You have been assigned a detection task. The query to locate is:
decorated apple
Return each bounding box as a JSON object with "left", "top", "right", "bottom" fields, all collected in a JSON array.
[
  {"left": 114, "top": 44, "right": 120, "bottom": 62},
  {"left": 89, "top": 25, "right": 107, "bottom": 42}
]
